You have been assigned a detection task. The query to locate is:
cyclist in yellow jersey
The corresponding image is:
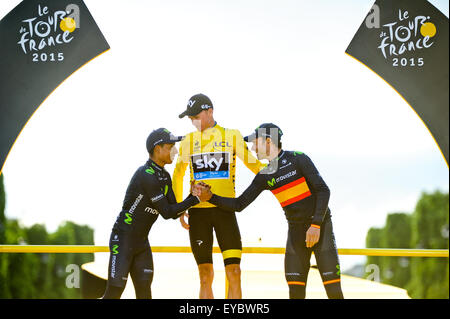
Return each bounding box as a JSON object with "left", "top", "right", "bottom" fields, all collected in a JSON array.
[{"left": 173, "top": 93, "right": 264, "bottom": 299}]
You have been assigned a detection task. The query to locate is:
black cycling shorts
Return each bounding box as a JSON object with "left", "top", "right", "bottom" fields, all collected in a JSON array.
[
  {"left": 188, "top": 207, "right": 242, "bottom": 266},
  {"left": 107, "top": 230, "right": 154, "bottom": 288},
  {"left": 284, "top": 215, "right": 341, "bottom": 287}
]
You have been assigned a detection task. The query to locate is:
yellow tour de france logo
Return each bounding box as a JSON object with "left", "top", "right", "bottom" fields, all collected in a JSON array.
[
  {"left": 420, "top": 22, "right": 437, "bottom": 38},
  {"left": 60, "top": 17, "right": 76, "bottom": 33}
]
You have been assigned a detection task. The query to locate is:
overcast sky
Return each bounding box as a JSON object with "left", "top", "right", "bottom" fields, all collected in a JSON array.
[{"left": 1, "top": 0, "right": 448, "bottom": 272}]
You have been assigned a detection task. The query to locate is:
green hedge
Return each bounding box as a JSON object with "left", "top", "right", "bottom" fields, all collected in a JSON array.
[
  {"left": 0, "top": 174, "right": 94, "bottom": 298},
  {"left": 366, "top": 190, "right": 449, "bottom": 298}
]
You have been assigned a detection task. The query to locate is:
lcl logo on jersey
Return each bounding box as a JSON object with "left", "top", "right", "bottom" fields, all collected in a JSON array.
[
  {"left": 191, "top": 152, "right": 230, "bottom": 180},
  {"left": 213, "top": 141, "right": 232, "bottom": 151}
]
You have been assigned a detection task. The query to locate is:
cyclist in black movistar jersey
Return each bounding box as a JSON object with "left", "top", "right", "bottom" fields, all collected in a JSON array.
[
  {"left": 194, "top": 123, "right": 344, "bottom": 299},
  {"left": 102, "top": 128, "right": 204, "bottom": 299}
]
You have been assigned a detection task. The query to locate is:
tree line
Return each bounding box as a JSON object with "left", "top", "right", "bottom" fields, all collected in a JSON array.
[
  {"left": 0, "top": 174, "right": 94, "bottom": 298},
  {"left": 366, "top": 190, "right": 449, "bottom": 299}
]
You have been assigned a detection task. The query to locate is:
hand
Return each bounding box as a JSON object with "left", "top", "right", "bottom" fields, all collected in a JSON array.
[
  {"left": 190, "top": 181, "right": 210, "bottom": 195},
  {"left": 191, "top": 181, "right": 210, "bottom": 193},
  {"left": 305, "top": 226, "right": 320, "bottom": 248},
  {"left": 192, "top": 183, "right": 212, "bottom": 202},
  {"left": 190, "top": 180, "right": 197, "bottom": 195},
  {"left": 198, "top": 186, "right": 212, "bottom": 202},
  {"left": 191, "top": 183, "right": 201, "bottom": 197},
  {"left": 197, "top": 181, "right": 211, "bottom": 189},
  {"left": 179, "top": 212, "right": 190, "bottom": 230}
]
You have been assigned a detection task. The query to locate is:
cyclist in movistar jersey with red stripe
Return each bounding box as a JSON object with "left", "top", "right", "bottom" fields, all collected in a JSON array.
[{"left": 194, "top": 123, "right": 344, "bottom": 299}]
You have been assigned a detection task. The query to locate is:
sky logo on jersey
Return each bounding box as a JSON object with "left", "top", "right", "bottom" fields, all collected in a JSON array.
[{"left": 191, "top": 152, "right": 230, "bottom": 180}]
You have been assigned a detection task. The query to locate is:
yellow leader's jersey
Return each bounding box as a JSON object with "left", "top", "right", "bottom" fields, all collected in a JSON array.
[{"left": 173, "top": 123, "right": 264, "bottom": 208}]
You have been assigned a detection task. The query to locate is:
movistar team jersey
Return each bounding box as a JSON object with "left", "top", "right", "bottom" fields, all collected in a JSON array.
[
  {"left": 209, "top": 150, "right": 331, "bottom": 225},
  {"left": 173, "top": 123, "right": 265, "bottom": 209},
  {"left": 113, "top": 159, "right": 199, "bottom": 237}
]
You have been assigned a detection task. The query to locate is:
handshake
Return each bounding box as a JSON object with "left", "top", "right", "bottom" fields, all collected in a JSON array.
[{"left": 190, "top": 181, "right": 213, "bottom": 202}]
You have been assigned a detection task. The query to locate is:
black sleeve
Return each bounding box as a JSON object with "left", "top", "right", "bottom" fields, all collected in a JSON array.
[
  {"left": 165, "top": 182, "right": 177, "bottom": 204},
  {"left": 296, "top": 153, "right": 330, "bottom": 226},
  {"left": 141, "top": 174, "right": 199, "bottom": 220},
  {"left": 208, "top": 175, "right": 265, "bottom": 212}
]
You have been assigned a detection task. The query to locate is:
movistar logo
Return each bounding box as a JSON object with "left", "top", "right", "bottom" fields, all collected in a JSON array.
[
  {"left": 267, "top": 178, "right": 276, "bottom": 187},
  {"left": 124, "top": 213, "right": 133, "bottom": 224},
  {"left": 124, "top": 194, "right": 143, "bottom": 225},
  {"left": 293, "top": 151, "right": 303, "bottom": 156},
  {"left": 112, "top": 245, "right": 119, "bottom": 255},
  {"left": 146, "top": 167, "right": 155, "bottom": 175},
  {"left": 336, "top": 265, "right": 341, "bottom": 276},
  {"left": 163, "top": 184, "right": 168, "bottom": 195}
]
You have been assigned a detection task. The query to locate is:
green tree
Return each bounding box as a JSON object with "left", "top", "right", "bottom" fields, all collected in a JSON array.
[
  {"left": 407, "top": 191, "right": 449, "bottom": 299},
  {"left": 24, "top": 224, "right": 49, "bottom": 298},
  {"left": 0, "top": 174, "right": 7, "bottom": 296},
  {"left": 2, "top": 219, "right": 41, "bottom": 298},
  {"left": 365, "top": 191, "right": 449, "bottom": 299},
  {"left": 1, "top": 221, "right": 95, "bottom": 299},
  {"left": 380, "top": 213, "right": 412, "bottom": 288},
  {"left": 46, "top": 221, "right": 94, "bottom": 298},
  {"left": 366, "top": 227, "right": 383, "bottom": 270},
  {"left": 0, "top": 175, "right": 95, "bottom": 299}
]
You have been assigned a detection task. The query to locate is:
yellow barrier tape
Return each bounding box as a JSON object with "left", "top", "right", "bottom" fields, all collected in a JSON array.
[{"left": 0, "top": 245, "right": 448, "bottom": 257}]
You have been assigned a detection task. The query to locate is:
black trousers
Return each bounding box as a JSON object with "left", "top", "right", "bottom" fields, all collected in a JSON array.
[
  {"left": 103, "top": 230, "right": 154, "bottom": 299},
  {"left": 284, "top": 215, "right": 343, "bottom": 299},
  {"left": 188, "top": 207, "right": 242, "bottom": 266}
]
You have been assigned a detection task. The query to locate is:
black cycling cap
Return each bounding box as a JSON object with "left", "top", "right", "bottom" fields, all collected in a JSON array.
[
  {"left": 146, "top": 128, "right": 183, "bottom": 153},
  {"left": 179, "top": 93, "right": 213, "bottom": 118},
  {"left": 244, "top": 123, "right": 283, "bottom": 143}
]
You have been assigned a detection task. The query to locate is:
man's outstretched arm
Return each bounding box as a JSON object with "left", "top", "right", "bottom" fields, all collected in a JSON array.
[
  {"left": 142, "top": 174, "right": 199, "bottom": 220},
  {"left": 207, "top": 177, "right": 265, "bottom": 212}
]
